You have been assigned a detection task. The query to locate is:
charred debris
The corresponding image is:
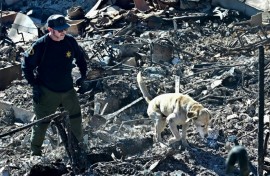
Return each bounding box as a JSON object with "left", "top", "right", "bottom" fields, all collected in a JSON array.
[{"left": 0, "top": 0, "right": 270, "bottom": 175}]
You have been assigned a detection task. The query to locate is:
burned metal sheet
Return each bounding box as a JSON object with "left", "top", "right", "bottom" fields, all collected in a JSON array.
[
  {"left": 0, "top": 100, "right": 34, "bottom": 123},
  {"left": 8, "top": 12, "right": 38, "bottom": 43},
  {"left": 211, "top": 0, "right": 262, "bottom": 17},
  {"left": 0, "top": 11, "right": 17, "bottom": 24},
  {"left": 245, "top": 0, "right": 270, "bottom": 11},
  {"left": 0, "top": 62, "right": 22, "bottom": 90}
]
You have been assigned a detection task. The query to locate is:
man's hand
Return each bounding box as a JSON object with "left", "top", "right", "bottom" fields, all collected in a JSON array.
[
  {"left": 32, "top": 85, "right": 42, "bottom": 104},
  {"left": 76, "top": 76, "right": 86, "bottom": 87}
]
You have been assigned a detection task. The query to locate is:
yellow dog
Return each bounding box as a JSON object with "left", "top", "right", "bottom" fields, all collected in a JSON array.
[{"left": 137, "top": 71, "right": 211, "bottom": 147}]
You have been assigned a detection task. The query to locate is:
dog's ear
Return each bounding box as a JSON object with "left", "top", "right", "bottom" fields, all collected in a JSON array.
[
  {"left": 187, "top": 111, "right": 196, "bottom": 118},
  {"left": 201, "top": 108, "right": 211, "bottom": 119},
  {"left": 186, "top": 111, "right": 197, "bottom": 123}
]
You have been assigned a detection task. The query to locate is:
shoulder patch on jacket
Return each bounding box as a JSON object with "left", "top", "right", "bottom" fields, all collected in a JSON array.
[{"left": 24, "top": 46, "right": 34, "bottom": 57}]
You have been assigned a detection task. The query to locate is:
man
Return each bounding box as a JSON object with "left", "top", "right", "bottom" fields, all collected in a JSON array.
[{"left": 22, "top": 14, "right": 87, "bottom": 156}]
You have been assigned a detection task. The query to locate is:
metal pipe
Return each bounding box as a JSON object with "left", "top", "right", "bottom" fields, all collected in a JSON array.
[
  {"left": 258, "top": 45, "right": 264, "bottom": 176},
  {"left": 0, "top": 0, "right": 3, "bottom": 37}
]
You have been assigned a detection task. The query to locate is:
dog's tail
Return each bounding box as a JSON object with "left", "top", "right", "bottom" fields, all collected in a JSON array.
[{"left": 137, "top": 71, "right": 152, "bottom": 103}]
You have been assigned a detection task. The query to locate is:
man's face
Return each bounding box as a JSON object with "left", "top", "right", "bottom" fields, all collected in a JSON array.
[{"left": 50, "top": 28, "right": 67, "bottom": 41}]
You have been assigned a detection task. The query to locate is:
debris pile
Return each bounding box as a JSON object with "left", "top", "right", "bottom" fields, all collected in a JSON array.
[{"left": 0, "top": 0, "right": 270, "bottom": 175}]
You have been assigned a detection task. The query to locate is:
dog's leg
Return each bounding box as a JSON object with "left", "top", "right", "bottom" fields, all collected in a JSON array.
[
  {"left": 181, "top": 123, "right": 189, "bottom": 147},
  {"left": 167, "top": 113, "right": 181, "bottom": 145},
  {"left": 155, "top": 117, "right": 166, "bottom": 142},
  {"left": 150, "top": 113, "right": 165, "bottom": 142}
]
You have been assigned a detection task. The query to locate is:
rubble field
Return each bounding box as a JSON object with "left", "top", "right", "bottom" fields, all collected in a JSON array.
[{"left": 0, "top": 0, "right": 270, "bottom": 175}]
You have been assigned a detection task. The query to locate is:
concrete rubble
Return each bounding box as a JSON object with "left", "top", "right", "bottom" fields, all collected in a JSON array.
[{"left": 0, "top": 0, "right": 270, "bottom": 175}]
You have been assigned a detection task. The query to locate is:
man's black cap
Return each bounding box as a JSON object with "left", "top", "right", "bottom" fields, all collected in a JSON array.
[{"left": 47, "top": 14, "right": 70, "bottom": 30}]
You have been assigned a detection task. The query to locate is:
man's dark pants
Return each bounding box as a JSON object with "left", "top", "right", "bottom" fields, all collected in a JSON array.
[{"left": 31, "top": 85, "right": 83, "bottom": 155}]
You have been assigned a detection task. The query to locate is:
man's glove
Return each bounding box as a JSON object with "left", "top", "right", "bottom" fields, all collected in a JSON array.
[
  {"left": 32, "top": 85, "right": 42, "bottom": 104},
  {"left": 76, "top": 75, "right": 86, "bottom": 87}
]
